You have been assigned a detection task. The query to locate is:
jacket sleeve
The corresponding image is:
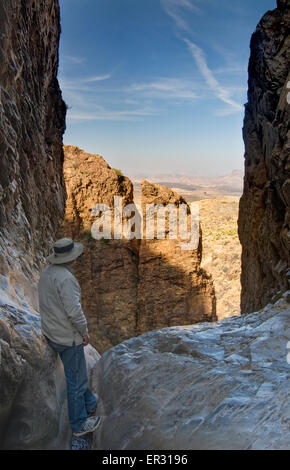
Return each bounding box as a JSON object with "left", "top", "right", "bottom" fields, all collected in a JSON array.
[{"left": 57, "top": 276, "right": 88, "bottom": 336}]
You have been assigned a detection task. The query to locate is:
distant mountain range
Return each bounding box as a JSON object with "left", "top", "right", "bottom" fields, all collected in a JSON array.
[{"left": 129, "top": 169, "right": 244, "bottom": 194}]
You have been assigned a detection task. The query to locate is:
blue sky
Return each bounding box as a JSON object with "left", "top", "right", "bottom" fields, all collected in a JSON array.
[{"left": 59, "top": 0, "right": 276, "bottom": 176}]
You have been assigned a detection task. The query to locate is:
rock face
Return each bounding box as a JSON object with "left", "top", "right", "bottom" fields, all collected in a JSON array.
[
  {"left": 61, "top": 145, "right": 134, "bottom": 237},
  {"left": 137, "top": 180, "right": 216, "bottom": 333},
  {"left": 60, "top": 145, "right": 139, "bottom": 353},
  {"left": 60, "top": 148, "right": 216, "bottom": 353},
  {"left": 94, "top": 292, "right": 290, "bottom": 450},
  {"left": 0, "top": 0, "right": 67, "bottom": 310},
  {"left": 238, "top": 1, "right": 290, "bottom": 314},
  {"left": 0, "top": 304, "right": 70, "bottom": 449},
  {"left": 0, "top": 0, "right": 100, "bottom": 450}
]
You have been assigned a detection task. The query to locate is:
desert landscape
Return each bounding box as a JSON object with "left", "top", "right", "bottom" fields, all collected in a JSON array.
[
  {"left": 198, "top": 197, "right": 241, "bottom": 319},
  {"left": 132, "top": 169, "right": 243, "bottom": 204}
]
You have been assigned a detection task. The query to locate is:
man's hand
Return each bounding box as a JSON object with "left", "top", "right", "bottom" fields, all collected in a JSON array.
[{"left": 82, "top": 334, "right": 90, "bottom": 346}]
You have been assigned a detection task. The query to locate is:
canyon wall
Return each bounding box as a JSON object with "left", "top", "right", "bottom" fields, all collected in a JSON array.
[
  {"left": 60, "top": 145, "right": 139, "bottom": 353},
  {"left": 60, "top": 146, "right": 216, "bottom": 353},
  {"left": 137, "top": 180, "right": 216, "bottom": 333},
  {"left": 0, "top": 0, "right": 67, "bottom": 310},
  {"left": 0, "top": 1, "right": 99, "bottom": 450},
  {"left": 238, "top": 0, "right": 290, "bottom": 313}
]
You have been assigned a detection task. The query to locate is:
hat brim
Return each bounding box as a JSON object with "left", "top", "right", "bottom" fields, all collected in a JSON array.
[{"left": 47, "top": 242, "right": 83, "bottom": 265}]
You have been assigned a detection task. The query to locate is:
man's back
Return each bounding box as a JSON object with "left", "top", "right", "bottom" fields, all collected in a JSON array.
[
  {"left": 38, "top": 238, "right": 101, "bottom": 439},
  {"left": 38, "top": 264, "right": 88, "bottom": 346}
]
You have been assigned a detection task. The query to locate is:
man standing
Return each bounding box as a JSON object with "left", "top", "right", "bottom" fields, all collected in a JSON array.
[{"left": 38, "top": 237, "right": 101, "bottom": 437}]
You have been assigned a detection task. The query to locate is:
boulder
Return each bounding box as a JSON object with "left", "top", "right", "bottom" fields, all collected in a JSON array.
[
  {"left": 0, "top": 303, "right": 100, "bottom": 449},
  {"left": 93, "top": 293, "right": 290, "bottom": 450}
]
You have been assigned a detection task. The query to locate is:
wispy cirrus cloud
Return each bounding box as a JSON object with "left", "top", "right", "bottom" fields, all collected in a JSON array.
[
  {"left": 161, "top": 0, "right": 244, "bottom": 115},
  {"left": 64, "top": 55, "right": 87, "bottom": 64},
  {"left": 67, "top": 107, "right": 157, "bottom": 123},
  {"left": 183, "top": 39, "right": 243, "bottom": 114},
  {"left": 59, "top": 74, "right": 158, "bottom": 122},
  {"left": 128, "top": 77, "right": 199, "bottom": 101},
  {"left": 83, "top": 74, "right": 112, "bottom": 83},
  {"left": 60, "top": 72, "right": 202, "bottom": 122},
  {"left": 60, "top": 74, "right": 112, "bottom": 91},
  {"left": 161, "top": 0, "right": 201, "bottom": 33},
  {"left": 213, "top": 65, "right": 247, "bottom": 76},
  {"left": 210, "top": 43, "right": 247, "bottom": 76}
]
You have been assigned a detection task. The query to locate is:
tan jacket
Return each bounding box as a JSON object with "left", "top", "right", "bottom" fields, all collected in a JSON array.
[{"left": 38, "top": 264, "right": 88, "bottom": 346}]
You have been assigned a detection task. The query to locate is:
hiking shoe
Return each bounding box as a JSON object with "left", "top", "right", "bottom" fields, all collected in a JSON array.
[{"left": 73, "top": 416, "right": 101, "bottom": 437}]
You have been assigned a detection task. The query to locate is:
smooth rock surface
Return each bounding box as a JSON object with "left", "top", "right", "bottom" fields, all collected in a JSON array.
[
  {"left": 94, "top": 293, "right": 290, "bottom": 450},
  {"left": 0, "top": 303, "right": 100, "bottom": 449}
]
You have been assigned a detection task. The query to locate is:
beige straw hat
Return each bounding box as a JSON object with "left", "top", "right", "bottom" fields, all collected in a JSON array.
[{"left": 47, "top": 238, "right": 83, "bottom": 264}]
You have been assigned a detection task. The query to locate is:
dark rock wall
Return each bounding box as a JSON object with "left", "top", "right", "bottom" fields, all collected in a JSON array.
[
  {"left": 0, "top": 0, "right": 70, "bottom": 449},
  {"left": 238, "top": 1, "right": 290, "bottom": 313},
  {"left": 0, "top": 0, "right": 67, "bottom": 309}
]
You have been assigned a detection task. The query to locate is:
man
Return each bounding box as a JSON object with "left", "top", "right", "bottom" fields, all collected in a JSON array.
[{"left": 38, "top": 237, "right": 101, "bottom": 437}]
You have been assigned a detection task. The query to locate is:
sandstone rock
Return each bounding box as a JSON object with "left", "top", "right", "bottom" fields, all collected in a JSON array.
[
  {"left": 61, "top": 145, "right": 133, "bottom": 237},
  {"left": 137, "top": 180, "right": 217, "bottom": 332},
  {"left": 238, "top": 1, "right": 290, "bottom": 313},
  {"left": 60, "top": 150, "right": 217, "bottom": 353},
  {"left": 93, "top": 292, "right": 290, "bottom": 450},
  {"left": 60, "top": 145, "right": 139, "bottom": 353}
]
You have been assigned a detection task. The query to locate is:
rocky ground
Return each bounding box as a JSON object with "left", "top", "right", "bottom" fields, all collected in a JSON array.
[{"left": 92, "top": 291, "right": 290, "bottom": 450}]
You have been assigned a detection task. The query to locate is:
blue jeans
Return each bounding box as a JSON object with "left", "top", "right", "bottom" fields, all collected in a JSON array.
[{"left": 46, "top": 338, "right": 97, "bottom": 432}]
